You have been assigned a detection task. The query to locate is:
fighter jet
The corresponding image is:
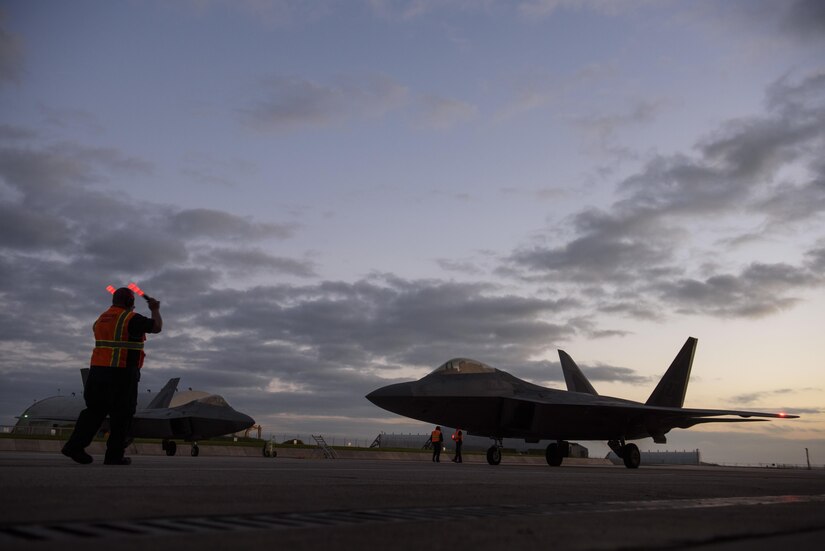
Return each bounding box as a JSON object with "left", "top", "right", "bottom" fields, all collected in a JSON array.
[
  {"left": 366, "top": 337, "right": 797, "bottom": 468},
  {"left": 15, "top": 369, "right": 255, "bottom": 457}
]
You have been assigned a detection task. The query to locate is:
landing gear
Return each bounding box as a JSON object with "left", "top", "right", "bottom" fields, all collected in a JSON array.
[
  {"left": 486, "top": 437, "right": 503, "bottom": 465},
  {"left": 545, "top": 440, "right": 569, "bottom": 466},
  {"left": 191, "top": 443, "right": 199, "bottom": 457},
  {"left": 608, "top": 439, "right": 641, "bottom": 469},
  {"left": 622, "top": 443, "right": 640, "bottom": 469},
  {"left": 162, "top": 439, "right": 177, "bottom": 457},
  {"left": 263, "top": 438, "right": 277, "bottom": 457}
]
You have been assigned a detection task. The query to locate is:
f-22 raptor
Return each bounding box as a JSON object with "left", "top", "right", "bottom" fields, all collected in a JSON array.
[
  {"left": 17, "top": 369, "right": 255, "bottom": 457},
  {"left": 366, "top": 337, "right": 797, "bottom": 468}
]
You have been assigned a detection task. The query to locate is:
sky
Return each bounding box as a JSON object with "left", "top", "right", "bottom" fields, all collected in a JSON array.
[{"left": 1, "top": 0, "right": 823, "bottom": 466}]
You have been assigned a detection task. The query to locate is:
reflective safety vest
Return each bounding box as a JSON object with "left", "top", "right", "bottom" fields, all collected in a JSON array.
[
  {"left": 90, "top": 306, "right": 145, "bottom": 368},
  {"left": 431, "top": 429, "right": 442, "bottom": 443},
  {"left": 452, "top": 431, "right": 463, "bottom": 442}
]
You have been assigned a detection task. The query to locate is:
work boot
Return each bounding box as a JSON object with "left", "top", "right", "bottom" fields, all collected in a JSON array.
[
  {"left": 103, "top": 457, "right": 132, "bottom": 465},
  {"left": 61, "top": 445, "right": 93, "bottom": 465}
]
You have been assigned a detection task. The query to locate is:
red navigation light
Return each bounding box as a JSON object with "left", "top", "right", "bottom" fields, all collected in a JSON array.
[
  {"left": 778, "top": 412, "right": 787, "bottom": 418},
  {"left": 128, "top": 282, "right": 145, "bottom": 296},
  {"left": 106, "top": 285, "right": 116, "bottom": 294}
]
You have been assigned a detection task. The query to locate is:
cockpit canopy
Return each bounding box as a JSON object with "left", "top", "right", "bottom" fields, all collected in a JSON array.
[
  {"left": 195, "top": 394, "right": 230, "bottom": 407},
  {"left": 431, "top": 358, "right": 496, "bottom": 375}
]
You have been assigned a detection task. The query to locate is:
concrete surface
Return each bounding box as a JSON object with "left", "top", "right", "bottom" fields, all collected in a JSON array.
[
  {"left": 1, "top": 450, "right": 824, "bottom": 550},
  {"left": 0, "top": 437, "right": 611, "bottom": 463}
]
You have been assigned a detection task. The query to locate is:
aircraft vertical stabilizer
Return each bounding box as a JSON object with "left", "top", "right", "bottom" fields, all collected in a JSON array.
[
  {"left": 146, "top": 378, "right": 180, "bottom": 409},
  {"left": 558, "top": 350, "right": 598, "bottom": 395},
  {"left": 645, "top": 337, "right": 697, "bottom": 408}
]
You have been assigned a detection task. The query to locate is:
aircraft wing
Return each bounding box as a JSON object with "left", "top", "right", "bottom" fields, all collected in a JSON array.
[
  {"left": 465, "top": 392, "right": 797, "bottom": 442},
  {"left": 657, "top": 405, "right": 796, "bottom": 419},
  {"left": 627, "top": 404, "right": 796, "bottom": 443}
]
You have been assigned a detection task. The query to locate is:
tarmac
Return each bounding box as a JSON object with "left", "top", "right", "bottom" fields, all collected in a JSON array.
[{"left": 2, "top": 448, "right": 824, "bottom": 550}]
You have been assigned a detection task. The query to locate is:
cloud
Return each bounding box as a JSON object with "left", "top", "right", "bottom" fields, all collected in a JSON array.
[
  {"left": 517, "top": 0, "right": 647, "bottom": 20},
  {"left": 0, "top": 124, "right": 36, "bottom": 142},
  {"left": 1, "top": 130, "right": 599, "bottom": 428},
  {"left": 571, "top": 99, "right": 665, "bottom": 161},
  {"left": 653, "top": 260, "right": 822, "bottom": 318},
  {"left": 38, "top": 105, "right": 104, "bottom": 134},
  {"left": 0, "top": 201, "right": 72, "bottom": 250},
  {"left": 0, "top": 13, "right": 24, "bottom": 85},
  {"left": 731, "top": 387, "right": 821, "bottom": 408},
  {"left": 513, "top": 358, "right": 649, "bottom": 387},
  {"left": 168, "top": 208, "right": 296, "bottom": 241},
  {"left": 509, "top": 207, "right": 678, "bottom": 284},
  {"left": 239, "top": 73, "right": 408, "bottom": 131},
  {"left": 415, "top": 95, "right": 477, "bottom": 130},
  {"left": 779, "top": 0, "right": 825, "bottom": 40},
  {"left": 503, "top": 70, "right": 825, "bottom": 319},
  {"left": 195, "top": 247, "right": 317, "bottom": 278}
]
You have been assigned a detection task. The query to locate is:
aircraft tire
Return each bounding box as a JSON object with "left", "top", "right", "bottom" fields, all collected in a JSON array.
[
  {"left": 545, "top": 443, "right": 563, "bottom": 466},
  {"left": 165, "top": 440, "right": 177, "bottom": 457},
  {"left": 191, "top": 444, "right": 199, "bottom": 457},
  {"left": 486, "top": 446, "right": 501, "bottom": 465},
  {"left": 263, "top": 446, "right": 270, "bottom": 457},
  {"left": 622, "top": 443, "right": 640, "bottom": 469}
]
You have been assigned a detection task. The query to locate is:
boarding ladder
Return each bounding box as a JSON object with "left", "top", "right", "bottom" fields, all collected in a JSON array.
[{"left": 312, "top": 434, "right": 338, "bottom": 459}]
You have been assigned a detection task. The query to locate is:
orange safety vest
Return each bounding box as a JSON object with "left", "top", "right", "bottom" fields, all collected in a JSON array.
[
  {"left": 452, "top": 431, "right": 463, "bottom": 442},
  {"left": 431, "top": 429, "right": 442, "bottom": 443},
  {"left": 90, "top": 306, "right": 146, "bottom": 368}
]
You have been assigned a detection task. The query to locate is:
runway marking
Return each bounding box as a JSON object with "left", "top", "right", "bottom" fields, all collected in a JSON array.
[{"left": 2, "top": 494, "right": 824, "bottom": 543}]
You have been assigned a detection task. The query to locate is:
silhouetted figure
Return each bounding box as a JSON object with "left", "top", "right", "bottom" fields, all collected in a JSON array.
[
  {"left": 62, "top": 287, "right": 162, "bottom": 465},
  {"left": 451, "top": 429, "right": 463, "bottom": 463},
  {"left": 431, "top": 425, "right": 443, "bottom": 462}
]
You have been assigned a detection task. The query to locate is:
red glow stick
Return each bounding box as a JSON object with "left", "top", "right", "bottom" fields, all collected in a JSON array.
[
  {"left": 106, "top": 285, "right": 116, "bottom": 294},
  {"left": 128, "top": 282, "right": 145, "bottom": 296}
]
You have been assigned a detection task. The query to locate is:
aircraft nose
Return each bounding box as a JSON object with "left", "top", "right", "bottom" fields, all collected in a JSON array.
[
  {"left": 231, "top": 410, "right": 256, "bottom": 432},
  {"left": 365, "top": 381, "right": 413, "bottom": 409}
]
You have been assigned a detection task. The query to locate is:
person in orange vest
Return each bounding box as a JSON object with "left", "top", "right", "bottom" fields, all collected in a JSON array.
[
  {"left": 451, "top": 429, "right": 463, "bottom": 463},
  {"left": 430, "top": 425, "right": 443, "bottom": 462},
  {"left": 62, "top": 287, "right": 162, "bottom": 465}
]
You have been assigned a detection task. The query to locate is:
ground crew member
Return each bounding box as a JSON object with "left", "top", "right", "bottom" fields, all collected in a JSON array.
[
  {"left": 62, "top": 287, "right": 162, "bottom": 465},
  {"left": 451, "top": 429, "right": 463, "bottom": 463},
  {"left": 431, "top": 425, "right": 443, "bottom": 462}
]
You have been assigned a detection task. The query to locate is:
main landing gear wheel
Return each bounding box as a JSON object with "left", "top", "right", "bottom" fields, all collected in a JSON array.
[
  {"left": 162, "top": 439, "right": 177, "bottom": 457},
  {"left": 486, "top": 445, "right": 502, "bottom": 465},
  {"left": 545, "top": 442, "right": 565, "bottom": 466},
  {"left": 622, "top": 443, "right": 640, "bottom": 469},
  {"left": 191, "top": 443, "right": 199, "bottom": 457}
]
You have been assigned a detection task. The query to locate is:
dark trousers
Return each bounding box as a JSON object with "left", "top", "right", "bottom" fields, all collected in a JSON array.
[
  {"left": 432, "top": 441, "right": 442, "bottom": 462},
  {"left": 64, "top": 366, "right": 139, "bottom": 462},
  {"left": 454, "top": 441, "right": 462, "bottom": 462}
]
